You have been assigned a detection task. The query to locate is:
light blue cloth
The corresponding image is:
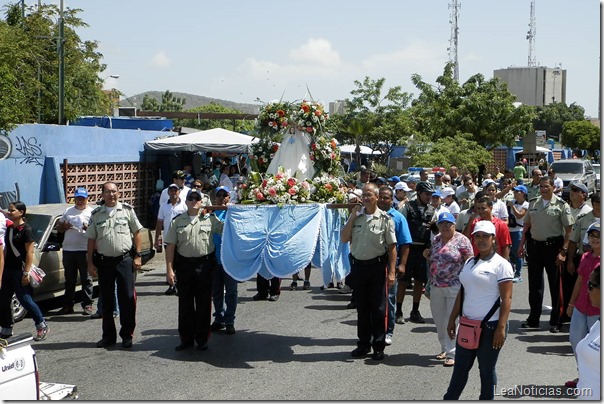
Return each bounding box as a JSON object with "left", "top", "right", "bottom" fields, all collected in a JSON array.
[{"left": 221, "top": 204, "right": 350, "bottom": 283}]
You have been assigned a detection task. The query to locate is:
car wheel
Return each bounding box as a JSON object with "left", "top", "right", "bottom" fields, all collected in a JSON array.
[{"left": 11, "top": 293, "right": 27, "bottom": 322}]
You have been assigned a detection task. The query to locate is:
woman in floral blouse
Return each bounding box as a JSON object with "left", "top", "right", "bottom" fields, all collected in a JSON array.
[{"left": 424, "top": 211, "right": 473, "bottom": 367}]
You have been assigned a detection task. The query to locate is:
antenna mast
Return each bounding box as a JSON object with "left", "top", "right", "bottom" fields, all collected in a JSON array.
[
  {"left": 448, "top": 0, "right": 461, "bottom": 80},
  {"left": 527, "top": 0, "right": 536, "bottom": 67}
]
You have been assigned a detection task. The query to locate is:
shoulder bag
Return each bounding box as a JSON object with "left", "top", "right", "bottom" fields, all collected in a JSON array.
[
  {"left": 457, "top": 286, "right": 500, "bottom": 350},
  {"left": 7, "top": 227, "right": 46, "bottom": 288}
]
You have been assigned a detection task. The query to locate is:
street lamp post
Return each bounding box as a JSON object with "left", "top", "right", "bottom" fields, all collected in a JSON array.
[{"left": 57, "top": 0, "right": 64, "bottom": 124}]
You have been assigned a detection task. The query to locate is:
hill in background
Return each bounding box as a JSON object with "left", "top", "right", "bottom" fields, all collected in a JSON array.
[{"left": 119, "top": 91, "right": 260, "bottom": 114}]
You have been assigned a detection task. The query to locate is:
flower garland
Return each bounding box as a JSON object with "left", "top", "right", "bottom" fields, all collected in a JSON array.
[
  {"left": 309, "top": 135, "right": 341, "bottom": 177},
  {"left": 256, "top": 101, "right": 292, "bottom": 135},
  {"left": 292, "top": 100, "right": 328, "bottom": 135},
  {"left": 249, "top": 137, "right": 279, "bottom": 173},
  {"left": 237, "top": 170, "right": 311, "bottom": 206},
  {"left": 310, "top": 174, "right": 346, "bottom": 203}
]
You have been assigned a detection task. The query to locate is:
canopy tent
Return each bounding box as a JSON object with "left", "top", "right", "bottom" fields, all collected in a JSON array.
[
  {"left": 339, "top": 144, "right": 381, "bottom": 155},
  {"left": 144, "top": 128, "right": 258, "bottom": 153},
  {"left": 518, "top": 145, "right": 551, "bottom": 154}
]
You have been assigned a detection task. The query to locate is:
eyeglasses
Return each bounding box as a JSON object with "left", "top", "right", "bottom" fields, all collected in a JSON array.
[
  {"left": 588, "top": 281, "right": 600, "bottom": 291},
  {"left": 187, "top": 196, "right": 202, "bottom": 201}
]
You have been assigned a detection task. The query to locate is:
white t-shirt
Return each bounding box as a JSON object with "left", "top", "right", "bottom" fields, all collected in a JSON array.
[
  {"left": 0, "top": 214, "right": 6, "bottom": 243},
  {"left": 576, "top": 320, "right": 601, "bottom": 400},
  {"left": 553, "top": 176, "right": 564, "bottom": 196},
  {"left": 159, "top": 185, "right": 191, "bottom": 207},
  {"left": 459, "top": 253, "right": 514, "bottom": 321},
  {"left": 446, "top": 200, "right": 460, "bottom": 216},
  {"left": 492, "top": 199, "right": 509, "bottom": 221},
  {"left": 509, "top": 200, "right": 529, "bottom": 233},
  {"left": 61, "top": 205, "right": 94, "bottom": 251},
  {"left": 157, "top": 199, "right": 187, "bottom": 237}
]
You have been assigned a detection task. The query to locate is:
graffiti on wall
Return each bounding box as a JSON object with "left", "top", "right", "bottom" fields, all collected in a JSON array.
[{"left": 14, "top": 136, "right": 44, "bottom": 166}]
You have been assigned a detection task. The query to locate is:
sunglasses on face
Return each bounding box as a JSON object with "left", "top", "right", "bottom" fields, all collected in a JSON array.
[
  {"left": 588, "top": 281, "right": 600, "bottom": 291},
  {"left": 194, "top": 184, "right": 203, "bottom": 188},
  {"left": 187, "top": 196, "right": 202, "bottom": 201}
]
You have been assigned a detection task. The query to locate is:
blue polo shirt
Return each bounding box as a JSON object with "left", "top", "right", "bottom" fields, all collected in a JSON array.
[{"left": 387, "top": 207, "right": 412, "bottom": 247}]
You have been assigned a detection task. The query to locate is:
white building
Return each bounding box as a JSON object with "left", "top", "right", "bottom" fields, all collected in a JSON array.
[{"left": 494, "top": 66, "right": 566, "bottom": 108}]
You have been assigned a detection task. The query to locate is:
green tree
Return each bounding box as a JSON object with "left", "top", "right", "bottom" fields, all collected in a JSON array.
[
  {"left": 409, "top": 63, "right": 535, "bottom": 148},
  {"left": 177, "top": 102, "right": 255, "bottom": 133},
  {"left": 561, "top": 120, "right": 600, "bottom": 157},
  {"left": 0, "top": 2, "right": 110, "bottom": 130},
  {"left": 533, "top": 102, "right": 586, "bottom": 140},
  {"left": 406, "top": 133, "right": 493, "bottom": 175},
  {"left": 141, "top": 90, "right": 185, "bottom": 112}
]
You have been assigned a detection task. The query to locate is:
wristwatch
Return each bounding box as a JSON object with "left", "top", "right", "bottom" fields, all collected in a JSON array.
[{"left": 134, "top": 252, "right": 143, "bottom": 258}]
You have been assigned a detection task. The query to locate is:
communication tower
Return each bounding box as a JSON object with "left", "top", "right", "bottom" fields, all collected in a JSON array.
[
  {"left": 527, "top": 0, "right": 536, "bottom": 67},
  {"left": 447, "top": 0, "right": 461, "bottom": 80}
]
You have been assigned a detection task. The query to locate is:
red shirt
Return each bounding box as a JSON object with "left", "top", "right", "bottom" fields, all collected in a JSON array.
[
  {"left": 575, "top": 252, "right": 601, "bottom": 316},
  {"left": 469, "top": 217, "right": 512, "bottom": 257}
]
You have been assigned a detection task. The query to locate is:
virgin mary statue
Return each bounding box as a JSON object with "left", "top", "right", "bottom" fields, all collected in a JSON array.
[{"left": 266, "top": 127, "right": 315, "bottom": 180}]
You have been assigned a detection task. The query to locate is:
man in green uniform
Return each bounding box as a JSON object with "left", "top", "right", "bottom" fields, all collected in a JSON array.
[
  {"left": 341, "top": 183, "right": 397, "bottom": 361},
  {"left": 87, "top": 182, "right": 143, "bottom": 349},
  {"left": 164, "top": 188, "right": 223, "bottom": 351},
  {"left": 519, "top": 176, "right": 574, "bottom": 332}
]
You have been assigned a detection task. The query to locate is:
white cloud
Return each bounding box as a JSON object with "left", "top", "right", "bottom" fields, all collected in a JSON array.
[
  {"left": 362, "top": 39, "right": 446, "bottom": 71},
  {"left": 288, "top": 38, "right": 341, "bottom": 67},
  {"left": 151, "top": 51, "right": 171, "bottom": 68}
]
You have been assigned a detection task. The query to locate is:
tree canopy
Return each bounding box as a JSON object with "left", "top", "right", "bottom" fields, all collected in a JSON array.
[
  {"left": 177, "top": 102, "right": 255, "bottom": 133},
  {"left": 561, "top": 120, "right": 600, "bottom": 157},
  {"left": 533, "top": 102, "right": 586, "bottom": 139}
]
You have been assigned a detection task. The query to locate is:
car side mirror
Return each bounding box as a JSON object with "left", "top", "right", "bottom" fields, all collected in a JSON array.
[{"left": 42, "top": 242, "right": 61, "bottom": 252}]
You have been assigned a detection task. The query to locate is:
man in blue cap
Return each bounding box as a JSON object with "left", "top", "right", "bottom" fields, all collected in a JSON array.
[
  {"left": 57, "top": 187, "right": 95, "bottom": 315},
  {"left": 387, "top": 176, "right": 401, "bottom": 189}
]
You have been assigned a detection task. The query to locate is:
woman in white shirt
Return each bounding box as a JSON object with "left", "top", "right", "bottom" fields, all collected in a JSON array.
[{"left": 507, "top": 185, "right": 529, "bottom": 282}]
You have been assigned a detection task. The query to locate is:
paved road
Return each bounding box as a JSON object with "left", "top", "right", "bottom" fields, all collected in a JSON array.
[{"left": 12, "top": 253, "right": 583, "bottom": 400}]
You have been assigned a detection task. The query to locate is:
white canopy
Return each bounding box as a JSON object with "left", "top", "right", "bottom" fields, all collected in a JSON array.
[
  {"left": 518, "top": 145, "right": 551, "bottom": 154},
  {"left": 144, "top": 128, "right": 258, "bottom": 153},
  {"left": 340, "top": 144, "right": 377, "bottom": 155}
]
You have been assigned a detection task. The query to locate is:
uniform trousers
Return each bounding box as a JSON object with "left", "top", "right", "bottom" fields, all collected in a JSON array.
[
  {"left": 256, "top": 275, "right": 281, "bottom": 297},
  {"left": 175, "top": 256, "right": 214, "bottom": 346},
  {"left": 62, "top": 250, "right": 94, "bottom": 308},
  {"left": 351, "top": 257, "right": 388, "bottom": 352},
  {"left": 96, "top": 256, "right": 136, "bottom": 342},
  {"left": 526, "top": 238, "right": 563, "bottom": 326}
]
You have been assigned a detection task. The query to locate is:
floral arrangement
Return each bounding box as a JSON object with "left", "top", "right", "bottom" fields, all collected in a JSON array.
[
  {"left": 256, "top": 101, "right": 292, "bottom": 135},
  {"left": 249, "top": 137, "right": 279, "bottom": 173},
  {"left": 238, "top": 170, "right": 311, "bottom": 206},
  {"left": 292, "top": 100, "right": 328, "bottom": 135},
  {"left": 310, "top": 174, "right": 346, "bottom": 203},
  {"left": 309, "top": 135, "right": 341, "bottom": 176}
]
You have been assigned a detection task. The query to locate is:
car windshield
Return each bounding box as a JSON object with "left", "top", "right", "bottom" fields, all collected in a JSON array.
[
  {"left": 24, "top": 213, "right": 53, "bottom": 245},
  {"left": 550, "top": 163, "right": 583, "bottom": 174}
]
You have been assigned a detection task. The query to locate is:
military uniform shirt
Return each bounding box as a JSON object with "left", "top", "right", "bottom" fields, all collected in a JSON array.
[
  {"left": 570, "top": 211, "right": 598, "bottom": 254},
  {"left": 349, "top": 208, "right": 397, "bottom": 260},
  {"left": 527, "top": 183, "right": 541, "bottom": 201},
  {"left": 524, "top": 195, "right": 574, "bottom": 241},
  {"left": 86, "top": 202, "right": 143, "bottom": 257},
  {"left": 164, "top": 213, "right": 223, "bottom": 258}
]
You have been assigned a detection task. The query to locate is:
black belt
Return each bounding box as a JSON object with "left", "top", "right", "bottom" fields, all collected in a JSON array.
[
  {"left": 175, "top": 252, "right": 215, "bottom": 264},
  {"left": 531, "top": 236, "right": 563, "bottom": 247},
  {"left": 350, "top": 254, "right": 387, "bottom": 266},
  {"left": 94, "top": 251, "right": 130, "bottom": 262}
]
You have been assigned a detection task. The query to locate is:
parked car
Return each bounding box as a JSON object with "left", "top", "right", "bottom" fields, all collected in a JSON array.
[
  {"left": 548, "top": 159, "right": 597, "bottom": 200},
  {"left": 593, "top": 163, "right": 600, "bottom": 190},
  {"left": 10, "top": 204, "right": 155, "bottom": 322}
]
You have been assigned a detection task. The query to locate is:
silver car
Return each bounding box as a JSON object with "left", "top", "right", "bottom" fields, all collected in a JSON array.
[
  {"left": 548, "top": 159, "right": 597, "bottom": 200},
  {"left": 11, "top": 204, "right": 155, "bottom": 322}
]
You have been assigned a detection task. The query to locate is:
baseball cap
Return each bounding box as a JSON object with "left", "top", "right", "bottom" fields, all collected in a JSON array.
[
  {"left": 388, "top": 176, "right": 401, "bottom": 183},
  {"left": 472, "top": 220, "right": 496, "bottom": 236},
  {"left": 74, "top": 188, "right": 88, "bottom": 198},
  {"left": 216, "top": 185, "right": 230, "bottom": 194},
  {"left": 187, "top": 189, "right": 208, "bottom": 206},
  {"left": 570, "top": 181, "right": 588, "bottom": 194},
  {"left": 437, "top": 211, "right": 456, "bottom": 224},
  {"left": 587, "top": 221, "right": 600, "bottom": 235},
  {"left": 173, "top": 170, "right": 186, "bottom": 180},
  {"left": 434, "top": 171, "right": 444, "bottom": 177},
  {"left": 431, "top": 191, "right": 442, "bottom": 198},
  {"left": 348, "top": 189, "right": 362, "bottom": 201},
  {"left": 513, "top": 185, "right": 528, "bottom": 194},
  {"left": 405, "top": 177, "right": 417, "bottom": 184},
  {"left": 376, "top": 177, "right": 387, "bottom": 184},
  {"left": 440, "top": 187, "right": 455, "bottom": 198},
  {"left": 168, "top": 183, "right": 179, "bottom": 189},
  {"left": 394, "top": 181, "right": 411, "bottom": 192},
  {"left": 481, "top": 179, "right": 496, "bottom": 188}
]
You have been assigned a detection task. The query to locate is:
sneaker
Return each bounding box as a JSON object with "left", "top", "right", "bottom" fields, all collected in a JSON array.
[
  {"left": 351, "top": 346, "right": 371, "bottom": 357},
  {"left": 268, "top": 295, "right": 279, "bottom": 302},
  {"left": 395, "top": 315, "right": 405, "bottom": 324},
  {"left": 211, "top": 322, "right": 226, "bottom": 331},
  {"left": 96, "top": 338, "right": 116, "bottom": 348},
  {"left": 521, "top": 321, "right": 539, "bottom": 329},
  {"left": 385, "top": 334, "right": 393, "bottom": 346},
  {"left": 165, "top": 285, "right": 177, "bottom": 295},
  {"left": 82, "top": 305, "right": 94, "bottom": 315},
  {"left": 225, "top": 325, "right": 236, "bottom": 335},
  {"left": 252, "top": 293, "right": 268, "bottom": 301},
  {"left": 372, "top": 350, "right": 385, "bottom": 361},
  {"left": 289, "top": 281, "right": 298, "bottom": 291},
  {"left": 113, "top": 311, "right": 119, "bottom": 318},
  {"left": 409, "top": 311, "right": 425, "bottom": 324},
  {"left": 303, "top": 280, "right": 311, "bottom": 290},
  {"left": 91, "top": 311, "right": 102, "bottom": 319},
  {"left": 33, "top": 326, "right": 49, "bottom": 341},
  {"left": 513, "top": 276, "right": 523, "bottom": 283},
  {"left": 339, "top": 285, "right": 353, "bottom": 294},
  {"left": 57, "top": 306, "right": 74, "bottom": 315},
  {"left": 122, "top": 339, "right": 133, "bottom": 348}
]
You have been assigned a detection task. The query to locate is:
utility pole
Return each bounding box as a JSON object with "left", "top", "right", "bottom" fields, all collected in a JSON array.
[
  {"left": 448, "top": 0, "right": 461, "bottom": 81},
  {"left": 58, "top": 0, "right": 65, "bottom": 124},
  {"left": 527, "top": 0, "right": 536, "bottom": 67}
]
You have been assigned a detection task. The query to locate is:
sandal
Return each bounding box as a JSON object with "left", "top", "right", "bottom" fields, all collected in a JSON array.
[
  {"left": 436, "top": 352, "right": 447, "bottom": 360},
  {"left": 443, "top": 358, "right": 455, "bottom": 367}
]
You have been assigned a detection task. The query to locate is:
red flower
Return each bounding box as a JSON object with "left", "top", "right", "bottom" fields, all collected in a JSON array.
[
  {"left": 325, "top": 183, "right": 333, "bottom": 191},
  {"left": 258, "top": 158, "right": 264, "bottom": 164},
  {"left": 301, "top": 104, "right": 309, "bottom": 113},
  {"left": 311, "top": 143, "right": 317, "bottom": 150},
  {"left": 306, "top": 127, "right": 313, "bottom": 133},
  {"left": 287, "top": 178, "right": 296, "bottom": 187},
  {"left": 330, "top": 139, "right": 337, "bottom": 148},
  {"left": 315, "top": 110, "right": 322, "bottom": 116},
  {"left": 310, "top": 155, "right": 315, "bottom": 161},
  {"left": 330, "top": 153, "right": 336, "bottom": 159},
  {"left": 282, "top": 121, "right": 288, "bottom": 127},
  {"left": 272, "top": 144, "right": 279, "bottom": 152},
  {"left": 268, "top": 187, "right": 277, "bottom": 197},
  {"left": 256, "top": 192, "right": 265, "bottom": 201},
  {"left": 277, "top": 109, "right": 285, "bottom": 117}
]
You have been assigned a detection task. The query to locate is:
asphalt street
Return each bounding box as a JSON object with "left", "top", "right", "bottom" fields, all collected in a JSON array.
[{"left": 10, "top": 252, "right": 584, "bottom": 401}]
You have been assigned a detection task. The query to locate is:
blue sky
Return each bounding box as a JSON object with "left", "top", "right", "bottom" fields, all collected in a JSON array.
[{"left": 10, "top": 0, "right": 602, "bottom": 117}]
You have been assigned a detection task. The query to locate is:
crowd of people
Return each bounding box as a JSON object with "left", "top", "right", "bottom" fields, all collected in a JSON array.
[{"left": 0, "top": 159, "right": 600, "bottom": 400}]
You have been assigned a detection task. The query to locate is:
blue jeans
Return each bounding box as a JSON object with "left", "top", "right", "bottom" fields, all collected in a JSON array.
[
  {"left": 212, "top": 265, "right": 238, "bottom": 325},
  {"left": 569, "top": 309, "right": 599, "bottom": 355},
  {"left": 444, "top": 320, "right": 506, "bottom": 400},
  {"left": 0, "top": 270, "right": 45, "bottom": 328},
  {"left": 509, "top": 231, "right": 523, "bottom": 277},
  {"left": 386, "top": 281, "right": 397, "bottom": 335}
]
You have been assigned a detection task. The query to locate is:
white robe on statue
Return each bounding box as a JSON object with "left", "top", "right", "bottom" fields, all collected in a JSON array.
[{"left": 267, "top": 129, "right": 315, "bottom": 180}]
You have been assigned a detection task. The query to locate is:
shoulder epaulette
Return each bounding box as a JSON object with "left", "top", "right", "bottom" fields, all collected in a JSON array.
[
  {"left": 528, "top": 197, "right": 539, "bottom": 202},
  {"left": 91, "top": 206, "right": 102, "bottom": 215},
  {"left": 122, "top": 202, "right": 134, "bottom": 209}
]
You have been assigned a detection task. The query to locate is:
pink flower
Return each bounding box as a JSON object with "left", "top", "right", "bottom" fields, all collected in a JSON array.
[
  {"left": 275, "top": 173, "right": 283, "bottom": 180},
  {"left": 301, "top": 181, "right": 310, "bottom": 190},
  {"left": 262, "top": 180, "right": 268, "bottom": 187},
  {"left": 325, "top": 183, "right": 333, "bottom": 191},
  {"left": 287, "top": 178, "right": 296, "bottom": 187},
  {"left": 268, "top": 187, "right": 277, "bottom": 197},
  {"left": 330, "top": 153, "right": 336, "bottom": 159},
  {"left": 288, "top": 188, "right": 297, "bottom": 195},
  {"left": 315, "top": 110, "right": 322, "bottom": 116},
  {"left": 256, "top": 192, "right": 265, "bottom": 201},
  {"left": 306, "top": 127, "right": 314, "bottom": 133}
]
